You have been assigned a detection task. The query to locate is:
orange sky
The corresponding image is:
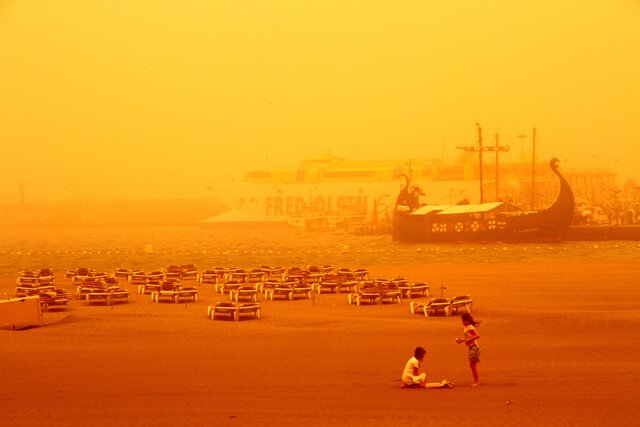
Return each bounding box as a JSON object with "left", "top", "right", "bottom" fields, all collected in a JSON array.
[{"left": 1, "top": 1, "right": 639, "bottom": 201}]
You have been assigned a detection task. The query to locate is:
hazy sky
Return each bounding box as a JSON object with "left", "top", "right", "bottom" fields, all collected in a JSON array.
[{"left": 1, "top": 1, "right": 639, "bottom": 201}]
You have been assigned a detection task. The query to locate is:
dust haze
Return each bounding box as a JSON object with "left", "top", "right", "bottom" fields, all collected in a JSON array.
[{"left": 1, "top": 1, "right": 639, "bottom": 204}]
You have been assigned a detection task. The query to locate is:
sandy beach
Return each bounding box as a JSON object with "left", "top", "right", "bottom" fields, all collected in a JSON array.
[{"left": 2, "top": 259, "right": 639, "bottom": 426}]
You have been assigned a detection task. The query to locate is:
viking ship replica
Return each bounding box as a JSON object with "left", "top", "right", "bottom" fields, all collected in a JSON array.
[{"left": 392, "top": 157, "right": 575, "bottom": 243}]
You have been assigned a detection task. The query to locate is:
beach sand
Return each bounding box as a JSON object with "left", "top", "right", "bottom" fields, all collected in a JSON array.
[{"left": 1, "top": 259, "right": 639, "bottom": 426}]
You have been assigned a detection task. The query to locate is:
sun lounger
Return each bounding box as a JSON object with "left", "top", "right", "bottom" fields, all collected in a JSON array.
[
  {"left": 260, "top": 279, "right": 281, "bottom": 296},
  {"left": 199, "top": 270, "right": 219, "bottom": 285},
  {"left": 247, "top": 270, "right": 266, "bottom": 285},
  {"left": 347, "top": 281, "right": 401, "bottom": 305},
  {"left": 315, "top": 274, "right": 340, "bottom": 294},
  {"left": 76, "top": 278, "right": 108, "bottom": 299},
  {"left": 352, "top": 268, "right": 369, "bottom": 281},
  {"left": 70, "top": 268, "right": 91, "bottom": 284},
  {"left": 379, "top": 288, "right": 402, "bottom": 304},
  {"left": 130, "top": 272, "right": 147, "bottom": 286},
  {"left": 229, "top": 270, "right": 248, "bottom": 283},
  {"left": 450, "top": 295, "right": 473, "bottom": 314},
  {"left": 398, "top": 282, "right": 431, "bottom": 299},
  {"left": 175, "top": 286, "right": 198, "bottom": 303},
  {"left": 320, "top": 265, "right": 334, "bottom": 274},
  {"left": 263, "top": 266, "right": 284, "bottom": 280},
  {"left": 109, "top": 289, "right": 129, "bottom": 304},
  {"left": 37, "top": 271, "right": 55, "bottom": 286},
  {"left": 305, "top": 273, "right": 323, "bottom": 287},
  {"left": 37, "top": 287, "right": 69, "bottom": 311},
  {"left": 152, "top": 282, "right": 179, "bottom": 303},
  {"left": 216, "top": 280, "right": 243, "bottom": 294},
  {"left": 348, "top": 290, "right": 381, "bottom": 305},
  {"left": 339, "top": 280, "right": 359, "bottom": 294},
  {"left": 15, "top": 282, "right": 39, "bottom": 297},
  {"left": 139, "top": 279, "right": 163, "bottom": 295},
  {"left": 114, "top": 268, "right": 133, "bottom": 279},
  {"left": 208, "top": 302, "right": 261, "bottom": 321},
  {"left": 266, "top": 280, "right": 300, "bottom": 300},
  {"left": 410, "top": 298, "right": 452, "bottom": 317},
  {"left": 86, "top": 291, "right": 111, "bottom": 305},
  {"left": 180, "top": 265, "right": 198, "bottom": 281},
  {"left": 289, "top": 284, "right": 312, "bottom": 300},
  {"left": 229, "top": 285, "right": 258, "bottom": 302}
]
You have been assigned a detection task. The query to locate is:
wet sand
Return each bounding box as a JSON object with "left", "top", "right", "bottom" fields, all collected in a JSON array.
[{"left": 1, "top": 259, "right": 639, "bottom": 426}]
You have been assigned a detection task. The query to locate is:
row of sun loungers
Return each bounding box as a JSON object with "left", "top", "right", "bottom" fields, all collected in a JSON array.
[
  {"left": 15, "top": 266, "right": 471, "bottom": 319},
  {"left": 409, "top": 295, "right": 473, "bottom": 317}
]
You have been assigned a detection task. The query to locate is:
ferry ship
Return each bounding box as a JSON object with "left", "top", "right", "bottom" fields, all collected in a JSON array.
[{"left": 198, "top": 155, "right": 490, "bottom": 228}]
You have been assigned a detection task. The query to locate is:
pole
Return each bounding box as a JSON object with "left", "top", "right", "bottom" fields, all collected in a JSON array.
[
  {"left": 531, "top": 127, "right": 536, "bottom": 210},
  {"left": 477, "top": 123, "right": 484, "bottom": 203},
  {"left": 517, "top": 134, "right": 527, "bottom": 207},
  {"left": 495, "top": 133, "right": 500, "bottom": 201}
]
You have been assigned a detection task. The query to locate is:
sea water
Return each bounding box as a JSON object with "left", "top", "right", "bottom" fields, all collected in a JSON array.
[{"left": 0, "top": 226, "right": 638, "bottom": 275}]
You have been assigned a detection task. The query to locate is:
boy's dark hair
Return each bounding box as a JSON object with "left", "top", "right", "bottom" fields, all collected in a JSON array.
[{"left": 414, "top": 346, "right": 426, "bottom": 359}]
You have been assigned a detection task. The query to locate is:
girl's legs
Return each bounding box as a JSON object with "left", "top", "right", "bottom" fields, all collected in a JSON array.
[
  {"left": 469, "top": 360, "right": 479, "bottom": 386},
  {"left": 424, "top": 382, "right": 445, "bottom": 388}
]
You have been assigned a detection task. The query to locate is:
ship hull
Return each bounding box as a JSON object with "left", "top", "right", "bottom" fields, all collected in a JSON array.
[{"left": 393, "top": 158, "right": 575, "bottom": 243}]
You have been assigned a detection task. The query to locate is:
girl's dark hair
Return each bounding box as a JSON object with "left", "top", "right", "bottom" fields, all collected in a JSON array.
[
  {"left": 461, "top": 313, "right": 480, "bottom": 326},
  {"left": 414, "top": 346, "right": 426, "bottom": 359}
]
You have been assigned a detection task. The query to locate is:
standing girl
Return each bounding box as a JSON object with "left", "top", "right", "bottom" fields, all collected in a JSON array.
[{"left": 456, "top": 313, "right": 481, "bottom": 386}]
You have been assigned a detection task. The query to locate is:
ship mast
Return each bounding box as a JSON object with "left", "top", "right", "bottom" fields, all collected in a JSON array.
[
  {"left": 477, "top": 124, "right": 484, "bottom": 203},
  {"left": 531, "top": 126, "right": 536, "bottom": 210},
  {"left": 485, "top": 133, "right": 510, "bottom": 201},
  {"left": 456, "top": 124, "right": 509, "bottom": 203}
]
